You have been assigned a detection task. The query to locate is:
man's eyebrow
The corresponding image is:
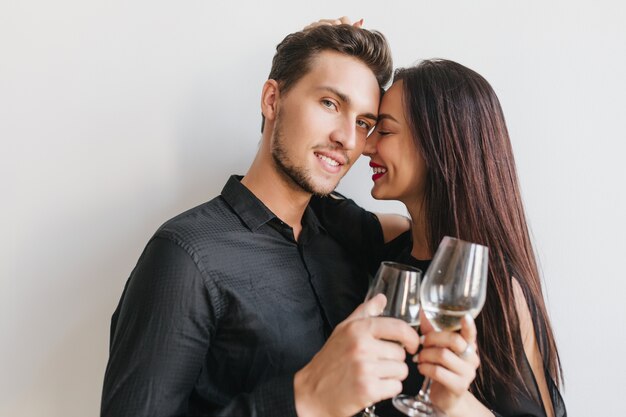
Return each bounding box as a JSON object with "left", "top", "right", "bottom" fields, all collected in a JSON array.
[
  {"left": 362, "top": 112, "right": 378, "bottom": 122},
  {"left": 377, "top": 113, "right": 399, "bottom": 123},
  {"left": 318, "top": 86, "right": 351, "bottom": 104},
  {"left": 317, "top": 86, "right": 378, "bottom": 121}
]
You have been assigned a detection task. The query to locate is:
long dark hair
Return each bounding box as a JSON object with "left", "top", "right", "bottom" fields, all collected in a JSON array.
[{"left": 394, "top": 59, "right": 562, "bottom": 401}]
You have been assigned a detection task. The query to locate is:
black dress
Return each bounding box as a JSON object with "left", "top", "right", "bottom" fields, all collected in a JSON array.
[{"left": 311, "top": 194, "right": 566, "bottom": 417}]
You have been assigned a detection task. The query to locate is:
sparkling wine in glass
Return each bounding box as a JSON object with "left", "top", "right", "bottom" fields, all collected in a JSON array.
[
  {"left": 362, "top": 261, "right": 422, "bottom": 417},
  {"left": 393, "top": 236, "right": 488, "bottom": 417}
]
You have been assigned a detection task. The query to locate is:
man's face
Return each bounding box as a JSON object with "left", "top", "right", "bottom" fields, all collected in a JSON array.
[{"left": 270, "top": 50, "right": 380, "bottom": 196}]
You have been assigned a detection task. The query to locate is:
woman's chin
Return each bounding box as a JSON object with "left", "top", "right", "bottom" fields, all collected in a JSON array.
[{"left": 370, "top": 187, "right": 392, "bottom": 201}]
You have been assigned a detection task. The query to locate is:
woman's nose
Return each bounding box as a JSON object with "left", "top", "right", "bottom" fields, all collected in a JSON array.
[{"left": 362, "top": 132, "right": 378, "bottom": 156}]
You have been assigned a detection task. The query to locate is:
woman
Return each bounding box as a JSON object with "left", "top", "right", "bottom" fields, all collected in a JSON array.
[{"left": 314, "top": 59, "right": 566, "bottom": 417}]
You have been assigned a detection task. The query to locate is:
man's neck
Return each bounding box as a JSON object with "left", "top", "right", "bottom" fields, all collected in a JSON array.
[{"left": 241, "top": 157, "right": 311, "bottom": 241}]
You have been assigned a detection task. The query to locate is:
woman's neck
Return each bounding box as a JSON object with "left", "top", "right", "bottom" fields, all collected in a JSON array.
[{"left": 405, "top": 199, "right": 432, "bottom": 260}]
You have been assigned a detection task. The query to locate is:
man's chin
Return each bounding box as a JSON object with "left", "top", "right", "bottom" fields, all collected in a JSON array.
[
  {"left": 310, "top": 177, "right": 341, "bottom": 197},
  {"left": 276, "top": 163, "right": 341, "bottom": 197},
  {"left": 308, "top": 185, "right": 336, "bottom": 197}
]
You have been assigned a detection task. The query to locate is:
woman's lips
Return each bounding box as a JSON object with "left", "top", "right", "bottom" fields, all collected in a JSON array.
[{"left": 369, "top": 161, "right": 387, "bottom": 181}]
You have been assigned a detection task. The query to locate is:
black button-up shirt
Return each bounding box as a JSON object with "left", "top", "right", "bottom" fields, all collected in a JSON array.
[{"left": 101, "top": 176, "right": 374, "bottom": 417}]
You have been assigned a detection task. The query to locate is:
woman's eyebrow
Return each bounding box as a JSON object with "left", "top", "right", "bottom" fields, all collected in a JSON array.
[{"left": 377, "top": 113, "right": 399, "bottom": 123}]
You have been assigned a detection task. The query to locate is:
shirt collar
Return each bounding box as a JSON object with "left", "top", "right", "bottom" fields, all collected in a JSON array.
[
  {"left": 221, "top": 175, "right": 276, "bottom": 231},
  {"left": 301, "top": 205, "right": 325, "bottom": 235},
  {"left": 221, "top": 175, "right": 326, "bottom": 234}
]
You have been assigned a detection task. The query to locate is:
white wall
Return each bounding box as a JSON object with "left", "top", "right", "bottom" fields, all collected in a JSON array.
[{"left": 2, "top": 1, "right": 624, "bottom": 416}]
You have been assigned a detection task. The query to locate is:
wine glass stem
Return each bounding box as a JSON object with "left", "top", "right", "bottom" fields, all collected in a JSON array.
[{"left": 416, "top": 377, "right": 433, "bottom": 403}]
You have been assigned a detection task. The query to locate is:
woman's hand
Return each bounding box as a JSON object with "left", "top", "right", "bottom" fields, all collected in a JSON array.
[
  {"left": 303, "top": 16, "right": 364, "bottom": 31},
  {"left": 414, "top": 312, "right": 481, "bottom": 416}
]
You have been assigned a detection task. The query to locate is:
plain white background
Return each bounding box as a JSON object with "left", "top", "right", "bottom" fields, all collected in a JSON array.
[{"left": 2, "top": 1, "right": 625, "bottom": 416}]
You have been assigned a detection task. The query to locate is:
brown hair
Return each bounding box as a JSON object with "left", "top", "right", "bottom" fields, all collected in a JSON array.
[
  {"left": 262, "top": 24, "right": 392, "bottom": 132},
  {"left": 394, "top": 60, "right": 562, "bottom": 401}
]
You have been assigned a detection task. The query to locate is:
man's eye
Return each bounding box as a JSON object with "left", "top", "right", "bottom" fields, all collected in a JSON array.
[
  {"left": 357, "top": 120, "right": 372, "bottom": 130},
  {"left": 321, "top": 99, "right": 337, "bottom": 110}
]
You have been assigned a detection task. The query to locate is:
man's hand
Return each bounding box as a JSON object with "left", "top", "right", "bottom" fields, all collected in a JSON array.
[
  {"left": 294, "top": 294, "right": 420, "bottom": 417},
  {"left": 303, "top": 16, "right": 364, "bottom": 31}
]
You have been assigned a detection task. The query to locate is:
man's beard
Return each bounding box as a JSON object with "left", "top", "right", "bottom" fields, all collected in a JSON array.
[{"left": 270, "top": 117, "right": 336, "bottom": 197}]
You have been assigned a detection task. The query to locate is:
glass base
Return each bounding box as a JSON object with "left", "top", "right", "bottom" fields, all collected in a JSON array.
[
  {"left": 362, "top": 405, "right": 379, "bottom": 417},
  {"left": 392, "top": 394, "right": 446, "bottom": 417}
]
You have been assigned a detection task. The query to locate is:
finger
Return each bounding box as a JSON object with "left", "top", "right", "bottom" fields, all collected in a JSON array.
[
  {"left": 338, "top": 16, "right": 352, "bottom": 25},
  {"left": 416, "top": 346, "right": 479, "bottom": 374},
  {"left": 353, "top": 18, "right": 364, "bottom": 28},
  {"left": 417, "top": 363, "right": 471, "bottom": 395},
  {"left": 460, "top": 313, "right": 477, "bottom": 346},
  {"left": 303, "top": 18, "right": 345, "bottom": 31},
  {"left": 367, "top": 317, "right": 420, "bottom": 354},
  {"left": 316, "top": 18, "right": 343, "bottom": 25},
  {"left": 419, "top": 309, "right": 435, "bottom": 334},
  {"left": 369, "top": 358, "right": 409, "bottom": 380},
  {"left": 347, "top": 293, "right": 387, "bottom": 321},
  {"left": 370, "top": 338, "right": 408, "bottom": 362},
  {"left": 367, "top": 378, "right": 404, "bottom": 404},
  {"left": 421, "top": 330, "right": 469, "bottom": 354},
  {"left": 303, "top": 21, "right": 334, "bottom": 30}
]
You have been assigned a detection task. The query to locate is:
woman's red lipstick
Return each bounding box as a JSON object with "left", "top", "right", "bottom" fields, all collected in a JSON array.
[{"left": 369, "top": 161, "right": 387, "bottom": 181}]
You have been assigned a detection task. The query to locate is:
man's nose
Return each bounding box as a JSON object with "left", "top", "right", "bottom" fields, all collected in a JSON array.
[{"left": 330, "top": 118, "right": 358, "bottom": 149}]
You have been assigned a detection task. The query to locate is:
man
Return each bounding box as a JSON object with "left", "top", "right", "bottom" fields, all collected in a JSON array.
[{"left": 101, "top": 23, "right": 418, "bottom": 417}]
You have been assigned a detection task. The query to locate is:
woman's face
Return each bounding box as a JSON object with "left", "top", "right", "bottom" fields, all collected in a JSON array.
[{"left": 364, "top": 80, "right": 428, "bottom": 204}]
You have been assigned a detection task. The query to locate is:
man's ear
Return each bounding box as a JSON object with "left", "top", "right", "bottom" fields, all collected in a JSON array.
[{"left": 261, "top": 79, "right": 280, "bottom": 122}]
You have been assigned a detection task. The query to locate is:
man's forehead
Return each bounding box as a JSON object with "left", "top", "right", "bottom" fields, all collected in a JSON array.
[
  {"left": 307, "top": 50, "right": 374, "bottom": 78},
  {"left": 301, "top": 51, "right": 380, "bottom": 111}
]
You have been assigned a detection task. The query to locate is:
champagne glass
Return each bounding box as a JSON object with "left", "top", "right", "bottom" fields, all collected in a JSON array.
[
  {"left": 362, "top": 261, "right": 422, "bottom": 417},
  {"left": 393, "top": 236, "right": 488, "bottom": 417}
]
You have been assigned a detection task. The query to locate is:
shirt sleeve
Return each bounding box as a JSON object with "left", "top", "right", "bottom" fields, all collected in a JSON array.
[{"left": 100, "top": 236, "right": 298, "bottom": 417}]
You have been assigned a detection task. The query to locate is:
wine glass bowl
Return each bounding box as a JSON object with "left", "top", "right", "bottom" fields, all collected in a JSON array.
[
  {"left": 366, "top": 261, "right": 422, "bottom": 327},
  {"left": 420, "top": 237, "right": 488, "bottom": 332}
]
